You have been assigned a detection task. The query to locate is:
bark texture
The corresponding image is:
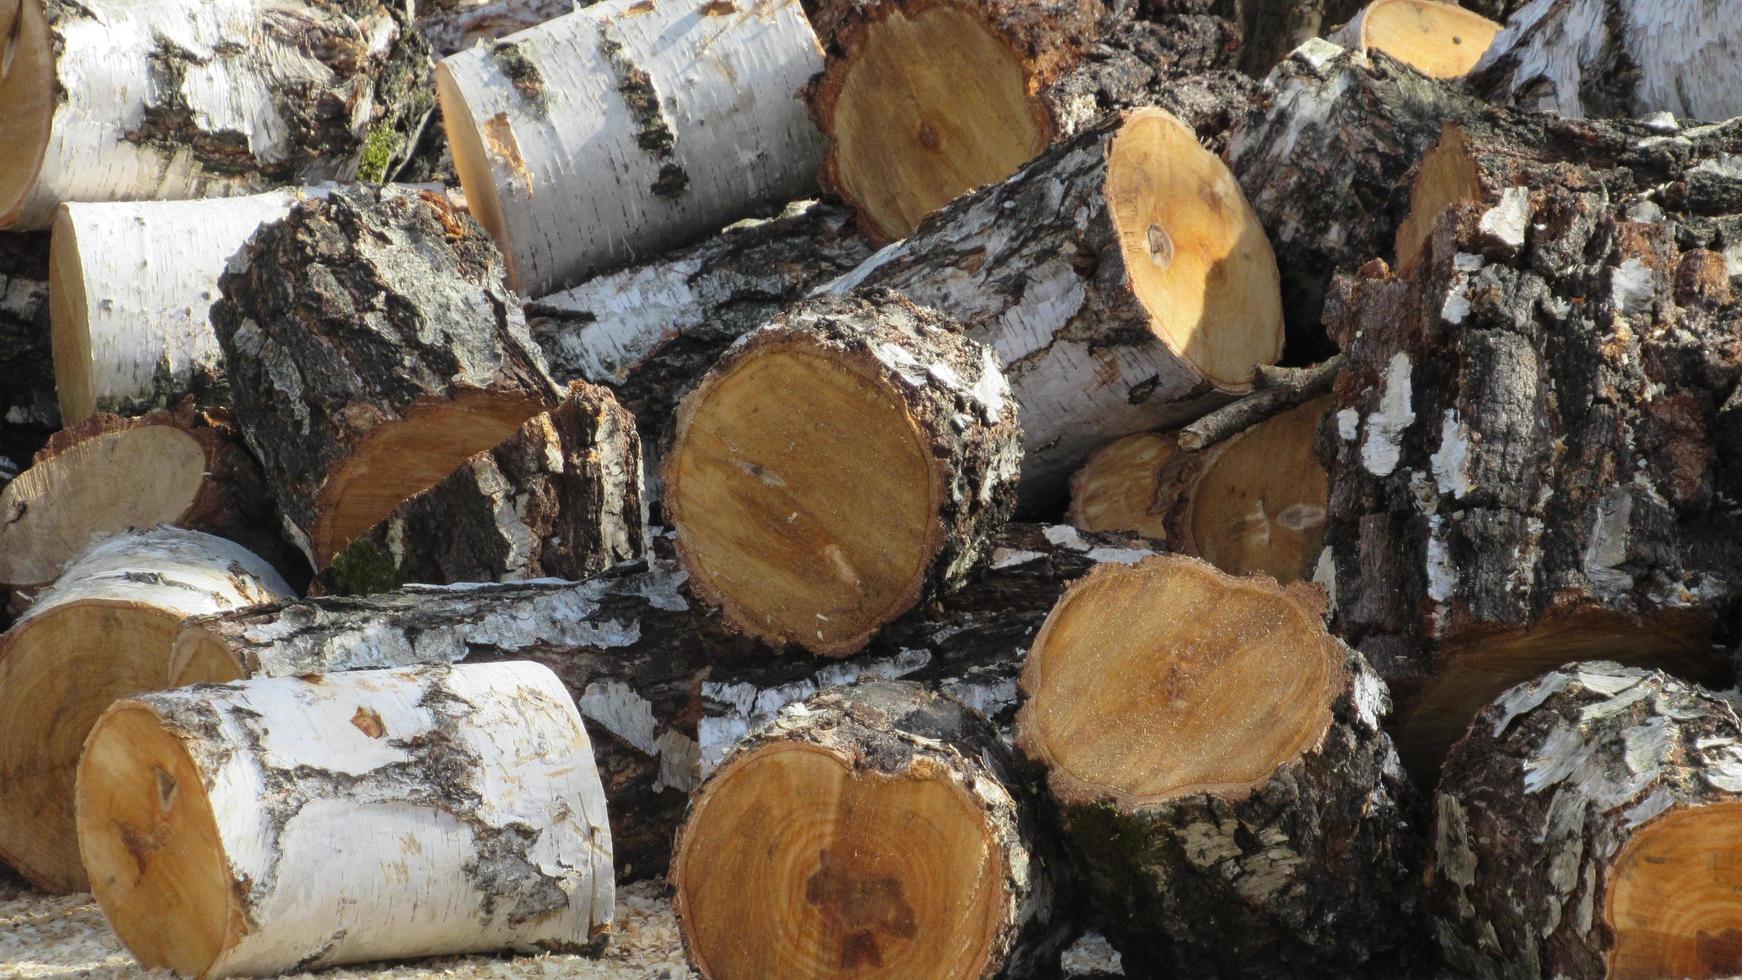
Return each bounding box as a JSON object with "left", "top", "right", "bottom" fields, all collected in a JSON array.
[
  {"left": 674, "top": 680, "right": 1071, "bottom": 979},
  {"left": 211, "top": 187, "right": 562, "bottom": 568},
  {"left": 1469, "top": 0, "right": 1742, "bottom": 122},
  {"left": 0, "top": 232, "right": 55, "bottom": 468},
  {"left": 85, "top": 662, "right": 613, "bottom": 976},
  {"left": 1431, "top": 663, "right": 1742, "bottom": 979},
  {"left": 2, "top": 0, "right": 432, "bottom": 230},
  {"left": 417, "top": 0, "right": 583, "bottom": 55},
  {"left": 317, "top": 381, "right": 645, "bottom": 596}
]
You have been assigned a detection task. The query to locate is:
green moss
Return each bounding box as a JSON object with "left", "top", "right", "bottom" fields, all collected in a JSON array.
[
  {"left": 322, "top": 539, "right": 404, "bottom": 596},
  {"left": 356, "top": 126, "right": 402, "bottom": 185}
]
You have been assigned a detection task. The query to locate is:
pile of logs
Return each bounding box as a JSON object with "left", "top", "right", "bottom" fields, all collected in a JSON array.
[{"left": 2, "top": 0, "right": 1741, "bottom": 976}]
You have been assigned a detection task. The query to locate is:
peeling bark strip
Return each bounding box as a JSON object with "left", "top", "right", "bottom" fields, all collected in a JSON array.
[
  {"left": 1431, "top": 664, "right": 1742, "bottom": 979},
  {"left": 1015, "top": 556, "right": 1417, "bottom": 977},
  {"left": 0, "top": 231, "right": 56, "bottom": 466},
  {"left": 76, "top": 661, "right": 614, "bottom": 977},
  {"left": 1470, "top": 0, "right": 1742, "bottom": 122},
  {"left": 317, "top": 381, "right": 645, "bottom": 596},
  {"left": 417, "top": 0, "right": 584, "bottom": 56},
  {"left": 0, "top": 527, "right": 292, "bottom": 894},
  {"left": 211, "top": 187, "right": 562, "bottom": 570},
  {"left": 674, "top": 681, "right": 1070, "bottom": 979},
  {"left": 0, "top": 405, "right": 305, "bottom": 591},
  {"left": 664, "top": 290, "right": 1020, "bottom": 656},
  {"left": 0, "top": 0, "right": 431, "bottom": 231},
  {"left": 831, "top": 108, "right": 1282, "bottom": 507},
  {"left": 1319, "top": 111, "right": 1742, "bottom": 780},
  {"left": 436, "top": 0, "right": 825, "bottom": 297}
]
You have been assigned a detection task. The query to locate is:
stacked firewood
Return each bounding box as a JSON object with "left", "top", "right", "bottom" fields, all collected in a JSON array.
[{"left": 2, "top": 0, "right": 1741, "bottom": 976}]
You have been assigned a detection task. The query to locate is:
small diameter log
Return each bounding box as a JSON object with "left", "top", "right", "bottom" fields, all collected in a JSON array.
[
  {"left": 1067, "top": 394, "right": 1331, "bottom": 583},
  {"left": 418, "top": 0, "right": 581, "bottom": 56},
  {"left": 0, "top": 406, "right": 304, "bottom": 591},
  {"left": 807, "top": 1, "right": 1249, "bottom": 242},
  {"left": 0, "top": 0, "right": 431, "bottom": 231},
  {"left": 833, "top": 107, "right": 1282, "bottom": 505},
  {"left": 0, "top": 230, "right": 55, "bottom": 465},
  {"left": 212, "top": 188, "right": 562, "bottom": 570},
  {"left": 317, "top": 381, "right": 645, "bottom": 596},
  {"left": 1431, "top": 663, "right": 1742, "bottom": 979},
  {"left": 0, "top": 527, "right": 292, "bottom": 893},
  {"left": 1320, "top": 113, "right": 1742, "bottom": 780},
  {"left": 436, "top": 0, "right": 825, "bottom": 297},
  {"left": 1015, "top": 556, "right": 1415, "bottom": 977},
  {"left": 674, "top": 681, "right": 1069, "bottom": 979},
  {"left": 1327, "top": 0, "right": 1500, "bottom": 78},
  {"left": 663, "top": 290, "right": 1019, "bottom": 656},
  {"left": 76, "top": 661, "right": 613, "bottom": 977},
  {"left": 1470, "top": 0, "right": 1742, "bottom": 122}
]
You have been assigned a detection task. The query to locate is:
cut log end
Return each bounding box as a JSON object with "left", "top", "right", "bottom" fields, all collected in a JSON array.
[
  {"left": 1066, "top": 431, "right": 1175, "bottom": 542},
  {"left": 1349, "top": 0, "right": 1500, "bottom": 79},
  {"left": 1017, "top": 556, "right": 1341, "bottom": 807},
  {"left": 666, "top": 337, "right": 942, "bottom": 654},
  {"left": 46, "top": 205, "right": 95, "bottom": 422},
  {"left": 1607, "top": 802, "right": 1742, "bottom": 980},
  {"left": 1184, "top": 394, "right": 1330, "bottom": 582},
  {"left": 1394, "top": 123, "right": 1481, "bottom": 272},
  {"left": 0, "top": 0, "right": 51, "bottom": 228},
  {"left": 436, "top": 63, "right": 518, "bottom": 292},
  {"left": 1110, "top": 109, "right": 1281, "bottom": 391},
  {"left": 74, "top": 701, "right": 230, "bottom": 977},
  {"left": 817, "top": 2, "right": 1051, "bottom": 242}
]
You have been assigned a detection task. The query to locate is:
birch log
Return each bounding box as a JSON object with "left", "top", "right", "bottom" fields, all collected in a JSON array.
[
  {"left": 76, "top": 661, "right": 613, "bottom": 977},
  {"left": 317, "top": 381, "right": 645, "bottom": 595},
  {"left": 418, "top": 0, "right": 581, "bottom": 55},
  {"left": 0, "top": 527, "right": 292, "bottom": 893},
  {"left": 436, "top": 0, "right": 826, "bottom": 297},
  {"left": 1327, "top": 0, "right": 1501, "bottom": 77},
  {"left": 211, "top": 188, "right": 562, "bottom": 570},
  {"left": 663, "top": 290, "right": 1020, "bottom": 656},
  {"left": 0, "top": 406, "right": 303, "bottom": 591},
  {"left": 1469, "top": 0, "right": 1742, "bottom": 122},
  {"left": 1431, "top": 663, "right": 1742, "bottom": 980},
  {"left": 1015, "top": 556, "right": 1417, "bottom": 977},
  {"left": 0, "top": 231, "right": 54, "bottom": 467},
  {"left": 1321, "top": 113, "right": 1742, "bottom": 781},
  {"left": 833, "top": 107, "right": 1283, "bottom": 506},
  {"left": 674, "top": 681, "right": 1070, "bottom": 979},
  {"left": 0, "top": 0, "right": 432, "bottom": 231}
]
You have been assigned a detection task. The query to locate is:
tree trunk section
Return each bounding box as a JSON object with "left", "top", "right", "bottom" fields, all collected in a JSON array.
[
  {"left": 0, "top": 0, "right": 432, "bottom": 231},
  {"left": 663, "top": 290, "right": 1020, "bottom": 656},
  {"left": 674, "top": 680, "right": 1070, "bottom": 979},
  {"left": 417, "top": 0, "right": 584, "bottom": 56},
  {"left": 0, "top": 527, "right": 292, "bottom": 893},
  {"left": 1431, "top": 663, "right": 1742, "bottom": 980},
  {"left": 1469, "top": 0, "right": 1742, "bottom": 122},
  {"left": 435, "top": 0, "right": 825, "bottom": 297},
  {"left": 833, "top": 108, "right": 1283, "bottom": 507},
  {"left": 1015, "top": 555, "right": 1417, "bottom": 977},
  {"left": 0, "top": 231, "right": 55, "bottom": 468},
  {"left": 0, "top": 405, "right": 306, "bottom": 591},
  {"left": 316, "top": 381, "right": 645, "bottom": 596},
  {"left": 211, "top": 187, "right": 562, "bottom": 571},
  {"left": 1319, "top": 112, "right": 1742, "bottom": 782},
  {"left": 76, "top": 661, "right": 613, "bottom": 977}
]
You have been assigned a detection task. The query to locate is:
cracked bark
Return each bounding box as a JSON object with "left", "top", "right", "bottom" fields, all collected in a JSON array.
[{"left": 78, "top": 661, "right": 613, "bottom": 976}]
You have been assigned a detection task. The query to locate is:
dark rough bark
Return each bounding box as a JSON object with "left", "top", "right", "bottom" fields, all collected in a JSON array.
[
  {"left": 211, "top": 187, "right": 562, "bottom": 568},
  {"left": 1320, "top": 113, "right": 1742, "bottom": 778},
  {"left": 0, "top": 233, "right": 56, "bottom": 469},
  {"left": 1431, "top": 663, "right": 1742, "bottom": 979},
  {"left": 674, "top": 680, "right": 1072, "bottom": 979},
  {"left": 665, "top": 289, "right": 1021, "bottom": 656},
  {"left": 317, "top": 381, "right": 645, "bottom": 596},
  {"left": 526, "top": 200, "right": 875, "bottom": 468}
]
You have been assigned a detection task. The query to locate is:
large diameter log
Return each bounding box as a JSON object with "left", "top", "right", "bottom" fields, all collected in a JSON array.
[
  {"left": 76, "top": 661, "right": 613, "bottom": 977},
  {"left": 1319, "top": 114, "right": 1742, "bottom": 781},
  {"left": 1328, "top": 0, "right": 1500, "bottom": 77},
  {"left": 1470, "top": 0, "right": 1742, "bottom": 122},
  {"left": 0, "top": 527, "right": 291, "bottom": 893},
  {"left": 318, "top": 381, "right": 645, "bottom": 596},
  {"left": 833, "top": 107, "right": 1283, "bottom": 505},
  {"left": 1431, "top": 663, "right": 1742, "bottom": 979},
  {"left": 436, "top": 0, "right": 825, "bottom": 297},
  {"left": 0, "top": 0, "right": 431, "bottom": 231},
  {"left": 0, "top": 406, "right": 304, "bottom": 591},
  {"left": 1068, "top": 394, "right": 1331, "bottom": 583},
  {"left": 1015, "top": 555, "right": 1416, "bottom": 976},
  {"left": 212, "top": 188, "right": 562, "bottom": 570},
  {"left": 663, "top": 290, "right": 1019, "bottom": 656},
  {"left": 0, "top": 231, "right": 55, "bottom": 464},
  {"left": 674, "top": 681, "right": 1069, "bottom": 979}
]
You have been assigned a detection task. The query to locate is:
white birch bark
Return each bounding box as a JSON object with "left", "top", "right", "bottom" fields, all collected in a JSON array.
[
  {"left": 437, "top": 0, "right": 826, "bottom": 297},
  {"left": 82, "top": 661, "right": 615, "bottom": 976}
]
